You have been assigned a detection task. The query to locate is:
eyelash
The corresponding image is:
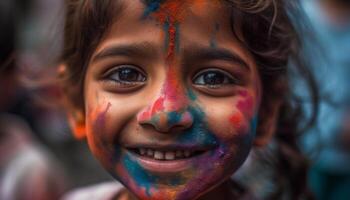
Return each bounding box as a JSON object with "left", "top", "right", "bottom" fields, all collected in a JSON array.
[
  {"left": 103, "top": 65, "right": 147, "bottom": 86},
  {"left": 192, "top": 68, "right": 239, "bottom": 88},
  {"left": 102, "top": 65, "right": 240, "bottom": 94}
]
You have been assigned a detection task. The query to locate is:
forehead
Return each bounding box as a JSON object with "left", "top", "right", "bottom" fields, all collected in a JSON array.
[{"left": 97, "top": 0, "right": 233, "bottom": 47}]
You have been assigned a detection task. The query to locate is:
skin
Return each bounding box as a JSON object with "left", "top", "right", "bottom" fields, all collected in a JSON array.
[{"left": 67, "top": 0, "right": 278, "bottom": 199}]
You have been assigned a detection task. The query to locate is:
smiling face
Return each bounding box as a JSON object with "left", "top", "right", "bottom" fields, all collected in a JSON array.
[{"left": 79, "top": 0, "right": 262, "bottom": 199}]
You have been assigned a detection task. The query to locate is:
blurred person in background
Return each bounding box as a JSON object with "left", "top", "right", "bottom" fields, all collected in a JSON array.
[
  {"left": 1, "top": 0, "right": 113, "bottom": 193},
  {"left": 293, "top": 0, "right": 350, "bottom": 199},
  {"left": 0, "top": 0, "right": 68, "bottom": 199}
]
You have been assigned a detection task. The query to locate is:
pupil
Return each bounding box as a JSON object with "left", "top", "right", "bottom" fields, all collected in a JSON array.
[
  {"left": 204, "top": 72, "right": 224, "bottom": 85},
  {"left": 119, "top": 68, "right": 138, "bottom": 81}
]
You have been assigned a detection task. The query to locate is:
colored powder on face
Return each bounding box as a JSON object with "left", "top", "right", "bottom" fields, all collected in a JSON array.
[
  {"left": 111, "top": 145, "right": 122, "bottom": 165},
  {"left": 250, "top": 115, "right": 258, "bottom": 136},
  {"left": 186, "top": 89, "right": 197, "bottom": 101},
  {"left": 236, "top": 91, "right": 254, "bottom": 117},
  {"left": 175, "top": 23, "right": 181, "bottom": 52},
  {"left": 151, "top": 97, "right": 165, "bottom": 116},
  {"left": 177, "top": 106, "right": 218, "bottom": 147},
  {"left": 209, "top": 23, "right": 220, "bottom": 48},
  {"left": 162, "top": 19, "right": 170, "bottom": 51},
  {"left": 122, "top": 153, "right": 187, "bottom": 198},
  {"left": 176, "top": 145, "right": 228, "bottom": 200},
  {"left": 123, "top": 154, "right": 157, "bottom": 197},
  {"left": 94, "top": 102, "right": 112, "bottom": 133},
  {"left": 229, "top": 113, "right": 243, "bottom": 129},
  {"left": 91, "top": 102, "right": 112, "bottom": 147},
  {"left": 142, "top": 0, "right": 207, "bottom": 64},
  {"left": 167, "top": 111, "right": 182, "bottom": 126},
  {"left": 143, "top": 0, "right": 164, "bottom": 18},
  {"left": 138, "top": 96, "right": 165, "bottom": 123}
]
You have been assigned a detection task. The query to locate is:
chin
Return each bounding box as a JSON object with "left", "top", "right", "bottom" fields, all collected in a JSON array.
[{"left": 107, "top": 144, "right": 249, "bottom": 200}]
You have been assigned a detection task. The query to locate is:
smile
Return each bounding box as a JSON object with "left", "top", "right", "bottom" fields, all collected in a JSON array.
[
  {"left": 124, "top": 146, "right": 216, "bottom": 173},
  {"left": 130, "top": 148, "right": 207, "bottom": 160}
]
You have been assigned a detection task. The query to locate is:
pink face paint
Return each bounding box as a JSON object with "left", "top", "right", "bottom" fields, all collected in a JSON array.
[
  {"left": 236, "top": 90, "right": 254, "bottom": 118},
  {"left": 228, "top": 90, "right": 256, "bottom": 131}
]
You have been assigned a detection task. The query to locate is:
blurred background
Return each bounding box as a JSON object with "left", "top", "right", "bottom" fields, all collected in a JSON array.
[
  {"left": 0, "top": 0, "right": 113, "bottom": 199},
  {"left": 0, "top": 0, "right": 349, "bottom": 200}
]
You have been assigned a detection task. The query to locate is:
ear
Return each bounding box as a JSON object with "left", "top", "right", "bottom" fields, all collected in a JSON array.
[
  {"left": 253, "top": 97, "right": 282, "bottom": 147},
  {"left": 58, "top": 64, "right": 87, "bottom": 140},
  {"left": 67, "top": 109, "right": 86, "bottom": 140}
]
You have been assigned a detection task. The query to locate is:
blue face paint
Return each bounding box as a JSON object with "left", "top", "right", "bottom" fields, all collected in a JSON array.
[
  {"left": 120, "top": 153, "right": 187, "bottom": 196},
  {"left": 163, "top": 18, "right": 170, "bottom": 50},
  {"left": 177, "top": 106, "right": 219, "bottom": 147},
  {"left": 142, "top": 0, "right": 163, "bottom": 18},
  {"left": 186, "top": 89, "right": 197, "bottom": 101},
  {"left": 250, "top": 115, "right": 258, "bottom": 137},
  {"left": 123, "top": 154, "right": 156, "bottom": 197},
  {"left": 168, "top": 111, "right": 182, "bottom": 126}
]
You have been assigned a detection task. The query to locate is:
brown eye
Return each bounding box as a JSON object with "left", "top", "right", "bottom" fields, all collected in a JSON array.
[
  {"left": 107, "top": 65, "right": 146, "bottom": 84},
  {"left": 193, "top": 69, "right": 237, "bottom": 88}
]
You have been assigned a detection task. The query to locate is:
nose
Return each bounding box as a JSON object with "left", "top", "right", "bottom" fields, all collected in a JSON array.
[{"left": 137, "top": 96, "right": 194, "bottom": 133}]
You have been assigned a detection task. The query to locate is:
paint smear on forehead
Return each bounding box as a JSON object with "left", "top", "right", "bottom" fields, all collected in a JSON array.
[{"left": 141, "top": 0, "right": 219, "bottom": 61}]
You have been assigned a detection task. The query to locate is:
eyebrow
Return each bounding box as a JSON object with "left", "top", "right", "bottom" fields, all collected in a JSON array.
[
  {"left": 183, "top": 46, "right": 250, "bottom": 70},
  {"left": 92, "top": 42, "right": 158, "bottom": 63}
]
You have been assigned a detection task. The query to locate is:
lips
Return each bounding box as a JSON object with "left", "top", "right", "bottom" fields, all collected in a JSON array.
[
  {"left": 130, "top": 148, "right": 205, "bottom": 160},
  {"left": 124, "top": 145, "right": 216, "bottom": 173}
]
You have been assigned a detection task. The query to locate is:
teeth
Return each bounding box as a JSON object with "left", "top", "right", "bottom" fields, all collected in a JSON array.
[
  {"left": 165, "top": 151, "right": 175, "bottom": 160},
  {"left": 154, "top": 151, "right": 164, "bottom": 160},
  {"left": 139, "top": 148, "right": 146, "bottom": 155},
  {"left": 147, "top": 149, "right": 154, "bottom": 157},
  {"left": 137, "top": 148, "right": 197, "bottom": 160}
]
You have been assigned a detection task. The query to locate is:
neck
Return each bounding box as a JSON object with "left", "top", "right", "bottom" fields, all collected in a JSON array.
[
  {"left": 120, "top": 179, "right": 242, "bottom": 200},
  {"left": 197, "top": 180, "right": 241, "bottom": 200}
]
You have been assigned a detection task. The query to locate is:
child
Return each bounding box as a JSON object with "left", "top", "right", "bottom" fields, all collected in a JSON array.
[{"left": 60, "top": 0, "right": 316, "bottom": 199}]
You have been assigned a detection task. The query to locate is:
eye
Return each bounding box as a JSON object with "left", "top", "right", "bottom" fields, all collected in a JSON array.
[
  {"left": 102, "top": 65, "right": 147, "bottom": 92},
  {"left": 106, "top": 65, "right": 146, "bottom": 83},
  {"left": 193, "top": 69, "right": 238, "bottom": 88}
]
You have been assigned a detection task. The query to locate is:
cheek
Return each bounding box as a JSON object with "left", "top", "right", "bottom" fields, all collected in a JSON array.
[
  {"left": 204, "top": 90, "right": 258, "bottom": 144},
  {"left": 85, "top": 101, "right": 116, "bottom": 167}
]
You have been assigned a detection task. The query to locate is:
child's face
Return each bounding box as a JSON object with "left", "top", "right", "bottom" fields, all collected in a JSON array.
[{"left": 82, "top": 0, "right": 261, "bottom": 199}]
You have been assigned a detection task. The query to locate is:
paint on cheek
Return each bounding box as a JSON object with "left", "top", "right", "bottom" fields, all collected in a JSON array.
[
  {"left": 89, "top": 102, "right": 112, "bottom": 145},
  {"left": 236, "top": 90, "right": 255, "bottom": 117},
  {"left": 228, "top": 90, "right": 257, "bottom": 132},
  {"left": 229, "top": 112, "right": 244, "bottom": 130},
  {"left": 177, "top": 106, "right": 219, "bottom": 147},
  {"left": 88, "top": 102, "right": 117, "bottom": 169},
  {"left": 94, "top": 103, "right": 112, "bottom": 132}
]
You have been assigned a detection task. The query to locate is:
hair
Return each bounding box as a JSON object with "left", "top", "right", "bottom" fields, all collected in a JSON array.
[{"left": 59, "top": 0, "right": 318, "bottom": 199}]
